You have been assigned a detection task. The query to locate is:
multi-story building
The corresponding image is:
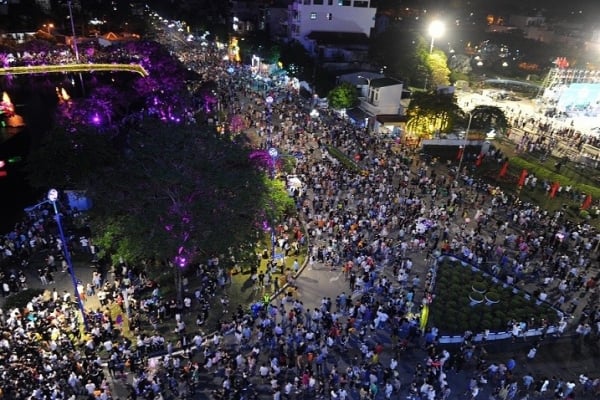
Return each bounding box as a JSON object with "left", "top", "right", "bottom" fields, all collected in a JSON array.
[
  {"left": 338, "top": 72, "right": 408, "bottom": 134},
  {"left": 287, "top": 0, "right": 376, "bottom": 59}
]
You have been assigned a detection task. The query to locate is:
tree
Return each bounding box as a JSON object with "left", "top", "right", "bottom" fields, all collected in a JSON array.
[
  {"left": 327, "top": 82, "right": 358, "bottom": 110},
  {"left": 427, "top": 50, "right": 451, "bottom": 89},
  {"left": 448, "top": 54, "right": 473, "bottom": 84},
  {"left": 280, "top": 40, "right": 313, "bottom": 79},
  {"left": 406, "top": 92, "right": 462, "bottom": 138},
  {"left": 370, "top": 28, "right": 428, "bottom": 86},
  {"left": 466, "top": 105, "right": 509, "bottom": 133},
  {"left": 27, "top": 120, "right": 289, "bottom": 302}
]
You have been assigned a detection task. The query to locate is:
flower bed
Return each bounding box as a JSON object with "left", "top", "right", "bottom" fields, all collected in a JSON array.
[{"left": 429, "top": 257, "right": 559, "bottom": 334}]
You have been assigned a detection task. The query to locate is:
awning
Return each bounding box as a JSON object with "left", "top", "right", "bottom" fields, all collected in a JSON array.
[
  {"left": 376, "top": 114, "right": 408, "bottom": 124},
  {"left": 346, "top": 107, "right": 369, "bottom": 122}
]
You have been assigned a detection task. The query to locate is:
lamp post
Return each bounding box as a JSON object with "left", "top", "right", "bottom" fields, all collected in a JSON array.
[
  {"left": 428, "top": 20, "right": 445, "bottom": 54},
  {"left": 28, "top": 190, "right": 89, "bottom": 331},
  {"left": 457, "top": 112, "right": 473, "bottom": 177},
  {"left": 268, "top": 147, "right": 279, "bottom": 268},
  {"left": 67, "top": 0, "right": 85, "bottom": 95},
  {"left": 357, "top": 76, "right": 371, "bottom": 130},
  {"left": 424, "top": 20, "right": 445, "bottom": 90},
  {"left": 357, "top": 75, "right": 371, "bottom": 96}
]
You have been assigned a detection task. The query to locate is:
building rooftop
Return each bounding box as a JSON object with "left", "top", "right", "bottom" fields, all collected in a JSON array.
[
  {"left": 306, "top": 31, "right": 369, "bottom": 46},
  {"left": 370, "top": 77, "right": 402, "bottom": 88}
]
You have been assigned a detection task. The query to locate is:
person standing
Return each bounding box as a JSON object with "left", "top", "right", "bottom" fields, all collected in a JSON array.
[{"left": 522, "top": 373, "right": 535, "bottom": 391}]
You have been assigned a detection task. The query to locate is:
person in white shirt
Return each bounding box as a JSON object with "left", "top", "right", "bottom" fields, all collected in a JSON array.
[
  {"left": 85, "top": 380, "right": 96, "bottom": 395},
  {"left": 259, "top": 363, "right": 270, "bottom": 379}
]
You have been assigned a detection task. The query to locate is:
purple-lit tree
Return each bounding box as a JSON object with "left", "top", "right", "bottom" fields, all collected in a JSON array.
[
  {"left": 75, "top": 122, "right": 269, "bottom": 302},
  {"left": 229, "top": 114, "right": 246, "bottom": 134}
]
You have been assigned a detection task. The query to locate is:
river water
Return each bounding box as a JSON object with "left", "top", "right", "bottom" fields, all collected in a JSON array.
[{"left": 0, "top": 125, "right": 39, "bottom": 232}]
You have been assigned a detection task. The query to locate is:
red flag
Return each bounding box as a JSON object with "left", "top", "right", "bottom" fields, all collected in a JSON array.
[
  {"left": 517, "top": 169, "right": 528, "bottom": 187},
  {"left": 581, "top": 194, "right": 592, "bottom": 210},
  {"left": 498, "top": 161, "right": 509, "bottom": 178},
  {"left": 549, "top": 181, "right": 560, "bottom": 198},
  {"left": 475, "top": 152, "right": 485, "bottom": 167},
  {"left": 456, "top": 147, "right": 464, "bottom": 161}
]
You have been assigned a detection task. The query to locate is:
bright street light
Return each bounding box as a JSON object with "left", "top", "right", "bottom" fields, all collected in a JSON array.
[{"left": 428, "top": 20, "right": 445, "bottom": 53}]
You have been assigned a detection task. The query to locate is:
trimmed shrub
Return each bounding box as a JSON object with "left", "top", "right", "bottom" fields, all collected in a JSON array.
[
  {"left": 3, "top": 289, "right": 45, "bottom": 310},
  {"left": 324, "top": 145, "right": 363, "bottom": 173}
]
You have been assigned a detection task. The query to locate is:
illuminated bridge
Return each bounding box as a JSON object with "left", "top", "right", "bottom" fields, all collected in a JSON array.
[{"left": 0, "top": 63, "right": 148, "bottom": 77}]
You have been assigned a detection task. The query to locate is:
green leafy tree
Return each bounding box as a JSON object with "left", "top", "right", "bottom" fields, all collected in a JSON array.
[
  {"left": 280, "top": 40, "right": 313, "bottom": 80},
  {"left": 406, "top": 92, "right": 462, "bottom": 138},
  {"left": 427, "top": 50, "right": 451, "bottom": 89},
  {"left": 327, "top": 82, "right": 359, "bottom": 110},
  {"left": 26, "top": 121, "right": 289, "bottom": 302},
  {"left": 370, "top": 28, "right": 428, "bottom": 87},
  {"left": 466, "top": 105, "right": 509, "bottom": 133}
]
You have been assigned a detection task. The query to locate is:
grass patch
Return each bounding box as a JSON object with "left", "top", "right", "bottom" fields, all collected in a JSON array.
[{"left": 438, "top": 136, "right": 600, "bottom": 229}]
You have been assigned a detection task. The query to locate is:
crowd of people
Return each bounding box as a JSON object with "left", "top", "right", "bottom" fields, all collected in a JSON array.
[
  {"left": 154, "top": 29, "right": 600, "bottom": 399},
  {"left": 1, "top": 17, "right": 600, "bottom": 400}
]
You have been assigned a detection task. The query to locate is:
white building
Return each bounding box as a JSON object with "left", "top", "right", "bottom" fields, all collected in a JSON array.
[
  {"left": 287, "top": 0, "right": 376, "bottom": 56},
  {"left": 338, "top": 72, "right": 408, "bottom": 134}
]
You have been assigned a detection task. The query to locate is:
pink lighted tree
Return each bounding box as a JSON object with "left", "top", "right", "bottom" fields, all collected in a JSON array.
[{"left": 228, "top": 114, "right": 246, "bottom": 134}]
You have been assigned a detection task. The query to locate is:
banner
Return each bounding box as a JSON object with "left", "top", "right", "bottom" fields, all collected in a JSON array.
[
  {"left": 581, "top": 194, "right": 592, "bottom": 210},
  {"left": 498, "top": 161, "right": 509, "bottom": 178},
  {"left": 475, "top": 152, "right": 484, "bottom": 167},
  {"left": 517, "top": 169, "right": 528, "bottom": 187},
  {"left": 549, "top": 181, "right": 560, "bottom": 198}
]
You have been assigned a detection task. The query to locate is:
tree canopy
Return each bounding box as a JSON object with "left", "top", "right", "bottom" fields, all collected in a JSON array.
[
  {"left": 406, "top": 92, "right": 462, "bottom": 137},
  {"left": 466, "top": 105, "right": 509, "bottom": 132},
  {"left": 27, "top": 120, "right": 284, "bottom": 266},
  {"left": 427, "top": 50, "right": 451, "bottom": 89},
  {"left": 327, "top": 82, "right": 359, "bottom": 110}
]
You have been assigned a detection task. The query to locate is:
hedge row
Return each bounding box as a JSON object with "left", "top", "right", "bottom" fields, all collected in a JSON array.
[
  {"left": 509, "top": 157, "right": 600, "bottom": 199},
  {"left": 324, "top": 145, "right": 363, "bottom": 174}
]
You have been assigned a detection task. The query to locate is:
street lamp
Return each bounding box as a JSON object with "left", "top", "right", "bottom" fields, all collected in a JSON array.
[
  {"left": 428, "top": 20, "right": 445, "bottom": 54},
  {"left": 357, "top": 75, "right": 371, "bottom": 98},
  {"left": 457, "top": 112, "right": 473, "bottom": 177},
  {"left": 48, "top": 189, "right": 89, "bottom": 331},
  {"left": 424, "top": 20, "right": 444, "bottom": 90},
  {"left": 357, "top": 75, "right": 371, "bottom": 86},
  {"left": 268, "top": 147, "right": 279, "bottom": 268},
  {"left": 67, "top": 0, "right": 85, "bottom": 95},
  {"left": 27, "top": 190, "right": 89, "bottom": 331}
]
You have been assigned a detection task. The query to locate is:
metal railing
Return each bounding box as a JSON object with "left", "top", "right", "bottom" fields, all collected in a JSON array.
[{"left": 0, "top": 63, "right": 149, "bottom": 77}]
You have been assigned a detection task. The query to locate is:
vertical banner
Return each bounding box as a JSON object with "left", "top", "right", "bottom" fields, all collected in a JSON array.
[
  {"left": 549, "top": 181, "right": 560, "bottom": 198},
  {"left": 581, "top": 194, "right": 592, "bottom": 210},
  {"left": 499, "top": 161, "right": 509, "bottom": 178},
  {"left": 475, "top": 152, "right": 484, "bottom": 167},
  {"left": 517, "top": 169, "right": 528, "bottom": 187}
]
